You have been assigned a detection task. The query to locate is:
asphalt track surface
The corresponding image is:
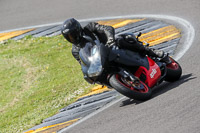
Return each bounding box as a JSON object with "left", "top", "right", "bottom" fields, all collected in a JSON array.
[{"left": 1, "top": 0, "right": 200, "bottom": 133}]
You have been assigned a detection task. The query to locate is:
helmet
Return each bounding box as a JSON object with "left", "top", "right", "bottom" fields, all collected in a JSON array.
[{"left": 61, "top": 18, "right": 83, "bottom": 45}]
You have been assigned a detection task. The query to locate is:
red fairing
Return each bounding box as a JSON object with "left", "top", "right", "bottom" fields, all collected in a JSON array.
[{"left": 134, "top": 57, "right": 161, "bottom": 88}]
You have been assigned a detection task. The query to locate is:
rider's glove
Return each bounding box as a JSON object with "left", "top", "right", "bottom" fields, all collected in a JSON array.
[{"left": 106, "top": 38, "right": 115, "bottom": 47}]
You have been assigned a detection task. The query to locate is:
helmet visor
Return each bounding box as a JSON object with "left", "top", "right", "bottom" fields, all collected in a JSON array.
[{"left": 65, "top": 28, "right": 81, "bottom": 44}]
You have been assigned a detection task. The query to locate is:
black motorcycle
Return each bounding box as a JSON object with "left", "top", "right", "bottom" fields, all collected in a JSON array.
[{"left": 79, "top": 34, "right": 182, "bottom": 101}]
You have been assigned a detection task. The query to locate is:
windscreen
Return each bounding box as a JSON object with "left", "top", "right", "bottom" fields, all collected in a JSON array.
[{"left": 79, "top": 42, "right": 93, "bottom": 66}]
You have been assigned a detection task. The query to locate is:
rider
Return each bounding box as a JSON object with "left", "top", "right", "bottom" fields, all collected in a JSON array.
[{"left": 61, "top": 18, "right": 168, "bottom": 64}]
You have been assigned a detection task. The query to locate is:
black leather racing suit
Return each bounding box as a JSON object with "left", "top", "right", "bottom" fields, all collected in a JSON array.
[
  {"left": 72, "top": 22, "right": 161, "bottom": 64},
  {"left": 72, "top": 22, "right": 115, "bottom": 64}
]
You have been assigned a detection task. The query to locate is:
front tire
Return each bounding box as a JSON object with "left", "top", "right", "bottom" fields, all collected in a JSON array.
[
  {"left": 165, "top": 57, "right": 182, "bottom": 82},
  {"left": 109, "top": 74, "right": 152, "bottom": 101}
]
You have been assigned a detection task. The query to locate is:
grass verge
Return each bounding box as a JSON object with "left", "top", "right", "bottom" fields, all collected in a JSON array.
[{"left": 0, "top": 35, "right": 94, "bottom": 133}]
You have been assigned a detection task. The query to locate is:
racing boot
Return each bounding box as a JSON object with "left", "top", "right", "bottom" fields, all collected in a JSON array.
[
  {"left": 148, "top": 48, "right": 171, "bottom": 64},
  {"left": 146, "top": 48, "right": 164, "bottom": 58},
  {"left": 152, "top": 49, "right": 164, "bottom": 58}
]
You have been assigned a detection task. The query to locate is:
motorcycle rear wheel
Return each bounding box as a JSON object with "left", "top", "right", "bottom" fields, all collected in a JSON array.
[
  {"left": 109, "top": 74, "right": 152, "bottom": 101},
  {"left": 165, "top": 57, "right": 182, "bottom": 82}
]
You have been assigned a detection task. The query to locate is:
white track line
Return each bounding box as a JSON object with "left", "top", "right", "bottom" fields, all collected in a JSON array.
[{"left": 58, "top": 96, "right": 125, "bottom": 133}]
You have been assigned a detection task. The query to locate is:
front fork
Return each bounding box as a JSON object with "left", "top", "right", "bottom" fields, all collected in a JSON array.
[
  {"left": 118, "top": 68, "right": 139, "bottom": 81},
  {"left": 116, "top": 68, "right": 146, "bottom": 90}
]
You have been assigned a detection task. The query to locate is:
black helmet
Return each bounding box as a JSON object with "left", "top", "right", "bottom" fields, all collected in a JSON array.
[{"left": 61, "top": 18, "right": 83, "bottom": 45}]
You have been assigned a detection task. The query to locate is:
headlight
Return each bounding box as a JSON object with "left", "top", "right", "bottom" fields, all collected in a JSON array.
[
  {"left": 87, "top": 63, "right": 103, "bottom": 77},
  {"left": 87, "top": 47, "right": 103, "bottom": 77}
]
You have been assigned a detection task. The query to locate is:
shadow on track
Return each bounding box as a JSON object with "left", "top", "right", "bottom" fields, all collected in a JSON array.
[{"left": 120, "top": 73, "right": 196, "bottom": 107}]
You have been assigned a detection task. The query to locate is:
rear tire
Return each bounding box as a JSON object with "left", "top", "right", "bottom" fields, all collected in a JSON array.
[
  {"left": 109, "top": 74, "right": 152, "bottom": 101},
  {"left": 165, "top": 57, "right": 182, "bottom": 82}
]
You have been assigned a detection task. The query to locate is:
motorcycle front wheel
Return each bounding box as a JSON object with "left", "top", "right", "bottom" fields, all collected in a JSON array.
[{"left": 109, "top": 74, "right": 152, "bottom": 101}]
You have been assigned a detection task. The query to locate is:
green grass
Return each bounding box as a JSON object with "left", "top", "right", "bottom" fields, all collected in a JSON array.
[{"left": 0, "top": 35, "right": 94, "bottom": 133}]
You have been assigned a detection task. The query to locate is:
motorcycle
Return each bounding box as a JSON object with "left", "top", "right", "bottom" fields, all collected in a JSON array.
[{"left": 79, "top": 33, "right": 182, "bottom": 101}]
